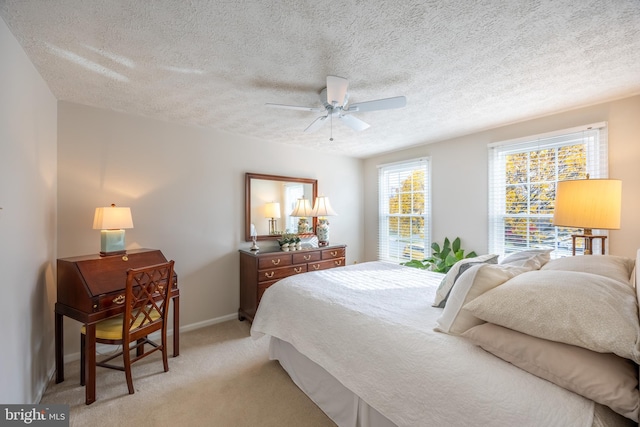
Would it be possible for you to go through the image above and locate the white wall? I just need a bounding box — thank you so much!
[0,18,58,403]
[57,101,363,357]
[363,95,640,261]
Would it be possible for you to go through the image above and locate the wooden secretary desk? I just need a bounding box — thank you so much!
[55,248,179,404]
[238,245,346,322]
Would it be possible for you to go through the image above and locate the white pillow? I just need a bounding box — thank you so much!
[434,263,530,335]
[463,270,640,362]
[463,323,639,422]
[432,254,498,308]
[541,255,635,286]
[499,248,553,269]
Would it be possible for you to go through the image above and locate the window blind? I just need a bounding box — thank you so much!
[488,123,608,257]
[378,157,430,263]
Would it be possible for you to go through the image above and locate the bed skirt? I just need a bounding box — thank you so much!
[270,337,635,427]
[270,337,396,427]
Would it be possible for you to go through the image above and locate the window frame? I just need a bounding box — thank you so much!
[377,157,431,263]
[488,123,608,257]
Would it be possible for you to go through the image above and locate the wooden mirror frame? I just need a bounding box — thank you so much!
[245,173,318,242]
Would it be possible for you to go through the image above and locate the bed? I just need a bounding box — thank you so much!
[250,249,640,427]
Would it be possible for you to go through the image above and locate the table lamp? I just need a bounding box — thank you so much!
[311,195,337,246]
[93,204,134,256]
[552,177,621,255]
[289,197,314,234]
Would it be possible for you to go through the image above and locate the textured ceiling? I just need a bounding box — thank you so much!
[2,1,639,158]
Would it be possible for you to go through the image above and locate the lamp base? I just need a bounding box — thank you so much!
[100,229,126,257]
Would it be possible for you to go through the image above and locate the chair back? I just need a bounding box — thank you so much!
[123,260,175,343]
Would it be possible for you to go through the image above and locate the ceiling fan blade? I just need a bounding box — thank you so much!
[266,103,324,113]
[339,114,370,132]
[346,96,406,113]
[304,115,328,133]
[326,76,348,106]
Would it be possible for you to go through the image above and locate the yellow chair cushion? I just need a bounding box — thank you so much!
[81,308,161,341]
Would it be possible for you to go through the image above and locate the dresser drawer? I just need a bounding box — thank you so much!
[293,251,321,264]
[258,264,308,282]
[258,280,279,302]
[321,247,346,260]
[258,253,293,269]
[309,258,345,271]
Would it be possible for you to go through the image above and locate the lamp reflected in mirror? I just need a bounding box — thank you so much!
[264,202,281,235]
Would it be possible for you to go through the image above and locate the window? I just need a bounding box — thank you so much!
[488,123,608,257]
[378,158,430,263]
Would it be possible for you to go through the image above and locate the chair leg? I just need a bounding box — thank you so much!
[80,334,86,386]
[162,331,169,372]
[136,338,145,357]
[123,344,134,394]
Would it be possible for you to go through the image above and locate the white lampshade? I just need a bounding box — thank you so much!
[290,198,314,217]
[92,204,133,256]
[553,178,621,232]
[311,196,337,217]
[92,204,134,230]
[264,202,281,219]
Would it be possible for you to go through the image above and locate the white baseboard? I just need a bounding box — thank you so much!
[62,312,239,364]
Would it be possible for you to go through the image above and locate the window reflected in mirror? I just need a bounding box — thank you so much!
[245,173,317,241]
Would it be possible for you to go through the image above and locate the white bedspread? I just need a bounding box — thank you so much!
[250,261,595,427]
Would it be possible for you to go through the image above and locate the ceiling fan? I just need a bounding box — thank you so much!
[266,76,406,138]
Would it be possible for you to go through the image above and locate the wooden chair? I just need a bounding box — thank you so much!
[80,260,175,395]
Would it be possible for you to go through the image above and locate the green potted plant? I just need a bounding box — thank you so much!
[402,237,477,273]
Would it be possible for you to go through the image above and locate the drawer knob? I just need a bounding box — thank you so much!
[312,264,320,270]
[113,294,125,304]
[330,251,338,257]
[265,271,275,279]
[294,267,302,273]
[334,260,342,266]
[271,259,281,265]
[303,255,311,260]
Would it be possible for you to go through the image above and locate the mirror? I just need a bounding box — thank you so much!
[245,173,318,241]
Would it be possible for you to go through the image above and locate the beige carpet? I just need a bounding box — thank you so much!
[40,320,336,427]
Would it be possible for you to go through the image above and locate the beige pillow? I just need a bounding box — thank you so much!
[499,248,553,269]
[434,263,530,335]
[432,254,499,308]
[541,255,634,286]
[463,270,640,362]
[462,323,639,421]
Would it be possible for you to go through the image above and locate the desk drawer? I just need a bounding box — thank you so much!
[95,280,178,312]
[95,291,126,312]
[258,264,307,282]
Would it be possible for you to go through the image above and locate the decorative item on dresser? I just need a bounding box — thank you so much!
[310,195,338,246]
[238,245,346,322]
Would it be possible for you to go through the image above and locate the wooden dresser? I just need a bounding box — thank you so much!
[238,245,346,322]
